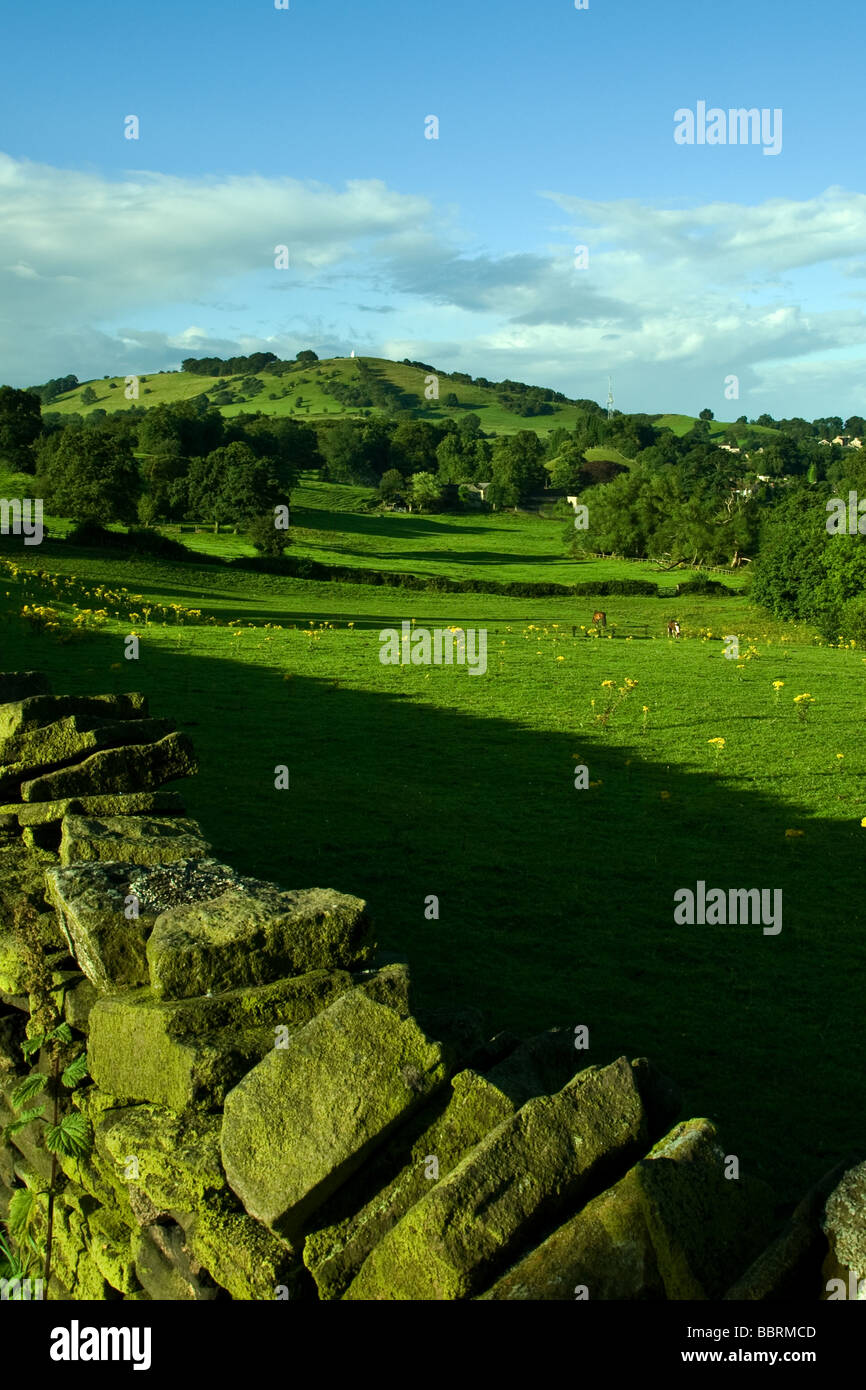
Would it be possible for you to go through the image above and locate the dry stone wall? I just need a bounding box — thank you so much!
[0,669,862,1301]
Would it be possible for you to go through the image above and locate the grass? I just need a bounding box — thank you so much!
[0,532,862,1204]
[146,479,750,589]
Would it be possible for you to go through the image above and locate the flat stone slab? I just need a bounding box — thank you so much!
[304,1067,517,1299]
[95,1105,227,1215]
[146,884,373,999]
[183,1206,301,1301]
[344,1056,649,1300]
[0,715,175,798]
[46,863,153,991]
[88,970,353,1111]
[221,987,449,1236]
[2,790,185,828]
[59,814,210,867]
[45,857,273,992]
[21,731,196,801]
[482,1118,775,1300]
[0,693,147,748]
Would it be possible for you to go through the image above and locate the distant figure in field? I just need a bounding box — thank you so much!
[667,619,682,639]
[592,610,607,629]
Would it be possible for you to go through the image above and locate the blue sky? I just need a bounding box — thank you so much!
[1,0,864,418]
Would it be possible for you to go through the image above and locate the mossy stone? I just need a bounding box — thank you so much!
[0,692,147,750]
[482,1118,776,1300]
[64,976,100,1032]
[133,1226,219,1301]
[185,1207,300,1300]
[221,988,449,1237]
[59,813,209,868]
[304,1068,517,1299]
[88,1204,139,1293]
[0,930,31,994]
[345,1056,648,1300]
[822,1161,866,1290]
[4,789,185,828]
[147,885,373,1000]
[88,971,353,1111]
[96,1104,227,1215]
[45,862,151,992]
[21,730,196,802]
[0,716,175,798]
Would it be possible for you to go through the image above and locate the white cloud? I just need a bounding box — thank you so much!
[1,150,864,415]
[0,152,434,381]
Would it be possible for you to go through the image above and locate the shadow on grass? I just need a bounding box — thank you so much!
[2,615,863,1202]
[292,510,490,540]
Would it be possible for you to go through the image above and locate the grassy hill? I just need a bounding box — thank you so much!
[41,356,768,442]
[42,356,586,436]
[654,412,779,442]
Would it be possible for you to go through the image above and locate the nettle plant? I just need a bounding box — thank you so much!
[1,904,93,1291]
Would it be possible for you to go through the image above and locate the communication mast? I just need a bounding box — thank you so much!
[606,376,615,420]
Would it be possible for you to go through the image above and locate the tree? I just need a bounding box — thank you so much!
[247,511,289,557]
[407,471,443,512]
[296,349,319,365]
[547,444,584,491]
[391,419,442,476]
[751,486,842,633]
[318,421,374,484]
[37,425,141,524]
[458,412,482,438]
[699,408,714,421]
[80,386,98,406]
[443,392,459,408]
[378,468,405,502]
[490,430,546,504]
[435,433,470,485]
[187,441,285,533]
[0,386,43,470]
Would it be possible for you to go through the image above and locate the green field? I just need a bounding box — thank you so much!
[0,487,862,1202]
